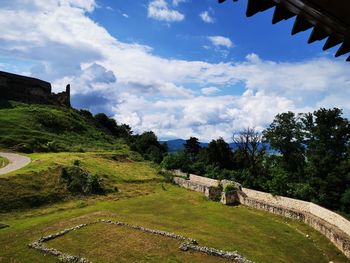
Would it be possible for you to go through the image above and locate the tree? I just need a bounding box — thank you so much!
[161,151,191,172]
[94,113,132,138]
[184,137,201,160]
[130,131,167,163]
[302,108,350,210]
[206,138,233,170]
[263,111,305,180]
[233,128,267,189]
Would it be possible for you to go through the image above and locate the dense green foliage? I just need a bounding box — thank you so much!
[60,166,104,195]
[162,108,350,215]
[130,131,167,163]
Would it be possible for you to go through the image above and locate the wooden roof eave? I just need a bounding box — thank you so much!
[219,0,350,62]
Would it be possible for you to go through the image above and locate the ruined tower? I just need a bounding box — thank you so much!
[0,71,71,107]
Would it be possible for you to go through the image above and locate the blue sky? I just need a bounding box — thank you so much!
[1,0,350,141]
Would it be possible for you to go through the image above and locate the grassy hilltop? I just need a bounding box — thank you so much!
[0,101,348,263]
[0,100,125,152]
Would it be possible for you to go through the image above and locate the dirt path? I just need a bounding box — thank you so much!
[0,152,31,175]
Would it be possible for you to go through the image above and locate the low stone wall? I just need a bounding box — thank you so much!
[170,170,219,187]
[173,177,222,201]
[189,174,220,187]
[173,177,209,194]
[29,219,252,263]
[171,171,350,259]
[238,189,350,258]
[240,188,310,213]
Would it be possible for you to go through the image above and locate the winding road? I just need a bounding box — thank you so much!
[0,152,31,175]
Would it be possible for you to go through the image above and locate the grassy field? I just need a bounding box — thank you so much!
[47,223,231,263]
[0,100,124,152]
[0,156,9,168]
[0,152,348,263]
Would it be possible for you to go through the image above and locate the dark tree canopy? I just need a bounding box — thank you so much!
[302,108,350,209]
[206,138,234,170]
[263,112,305,178]
[184,137,202,159]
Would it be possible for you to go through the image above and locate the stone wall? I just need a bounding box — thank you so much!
[189,174,220,187]
[172,176,222,201]
[170,170,220,187]
[237,188,350,258]
[173,177,208,194]
[0,71,70,107]
[171,171,350,259]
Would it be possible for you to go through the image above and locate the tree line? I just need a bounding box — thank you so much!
[161,108,350,215]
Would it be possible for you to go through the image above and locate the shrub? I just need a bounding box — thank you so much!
[73,160,81,166]
[224,183,237,193]
[11,143,33,153]
[161,151,191,172]
[46,141,66,152]
[60,166,104,195]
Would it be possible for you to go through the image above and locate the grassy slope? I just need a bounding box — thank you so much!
[0,152,348,263]
[0,156,9,168]
[0,100,122,151]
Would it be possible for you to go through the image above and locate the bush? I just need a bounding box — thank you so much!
[161,151,191,172]
[11,143,33,153]
[60,166,104,195]
[223,183,236,193]
[46,140,66,152]
[73,160,81,166]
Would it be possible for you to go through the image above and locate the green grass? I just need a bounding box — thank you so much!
[0,152,348,263]
[0,156,9,168]
[47,223,230,263]
[0,100,125,152]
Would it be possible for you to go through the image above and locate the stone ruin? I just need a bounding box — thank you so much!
[29,219,253,263]
[0,71,70,107]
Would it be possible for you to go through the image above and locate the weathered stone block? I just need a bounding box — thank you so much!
[220,191,238,205]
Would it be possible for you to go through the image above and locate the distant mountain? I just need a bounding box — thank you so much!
[159,139,186,152]
[160,139,228,152]
[160,139,275,154]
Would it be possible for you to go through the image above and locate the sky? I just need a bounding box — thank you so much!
[1,0,350,142]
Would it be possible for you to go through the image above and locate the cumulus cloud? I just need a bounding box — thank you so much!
[1,0,350,141]
[148,0,185,22]
[200,11,214,23]
[208,36,233,48]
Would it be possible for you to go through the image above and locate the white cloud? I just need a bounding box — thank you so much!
[172,0,186,6]
[208,36,233,48]
[148,0,185,22]
[201,87,220,95]
[122,13,129,18]
[200,11,214,23]
[1,0,350,141]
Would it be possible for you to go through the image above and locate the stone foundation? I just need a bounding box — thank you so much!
[29,219,252,263]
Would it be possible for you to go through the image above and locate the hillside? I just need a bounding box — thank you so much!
[0,151,348,263]
[0,100,348,262]
[0,100,125,152]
